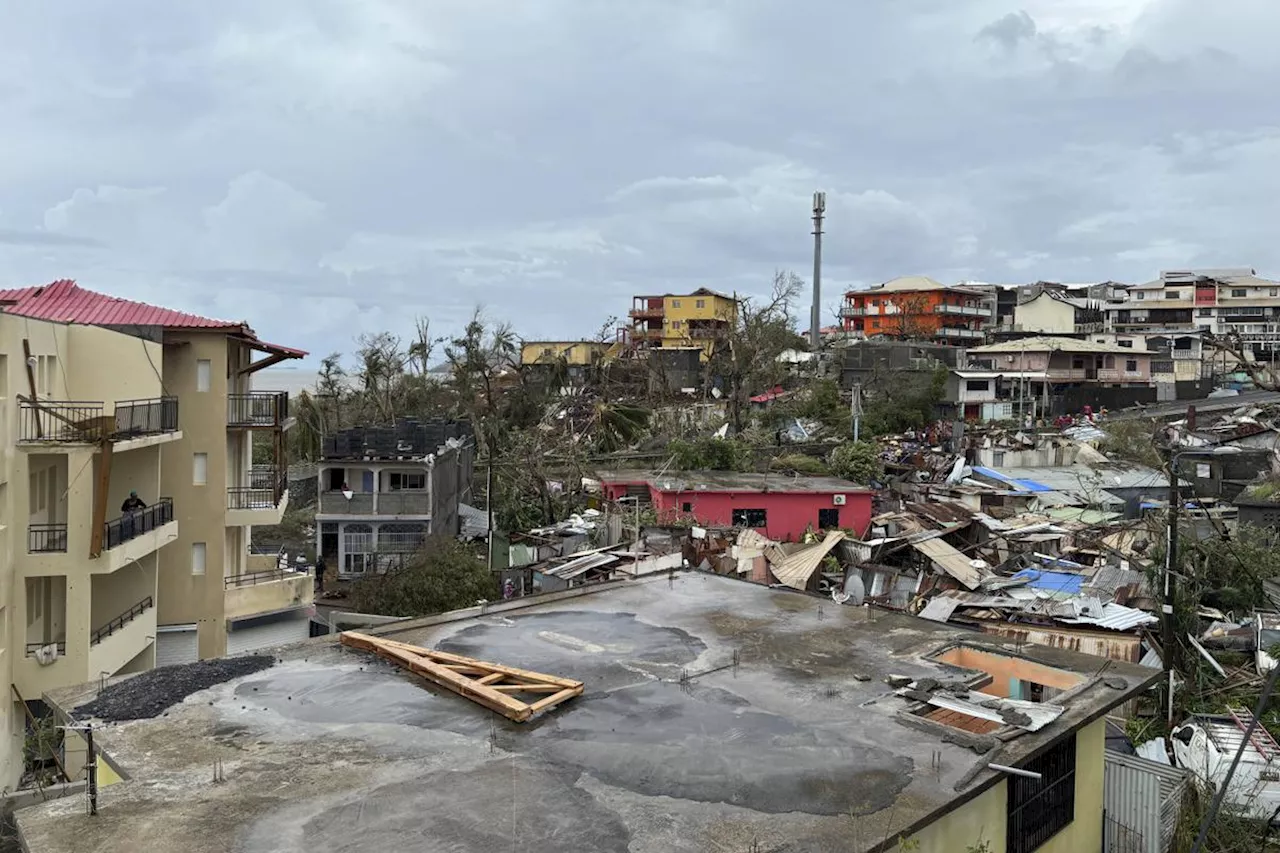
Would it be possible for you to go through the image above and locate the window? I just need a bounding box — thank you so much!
[1272,289,1278,297]
[196,359,211,392]
[992,451,1006,466]
[1125,359,1138,372]
[192,452,208,485]
[1232,289,1248,298]
[695,299,705,309]
[388,472,427,491]
[542,347,553,357]
[672,320,682,329]
[1103,355,1115,369]
[1007,734,1076,853]
[1117,340,1133,348]
[871,319,880,329]
[191,542,206,576]
[671,299,681,308]
[1152,361,1174,373]
[965,380,989,393]
[818,508,840,528]
[36,355,57,395]
[1136,292,1144,300]
[1199,308,1212,316]
[731,508,767,528]
[681,502,692,513]
[1165,291,1180,299]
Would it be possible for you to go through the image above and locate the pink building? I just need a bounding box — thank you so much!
[598,471,874,542]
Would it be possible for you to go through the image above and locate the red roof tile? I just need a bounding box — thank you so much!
[0,280,307,357]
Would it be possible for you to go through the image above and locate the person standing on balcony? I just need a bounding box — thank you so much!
[120,490,147,541]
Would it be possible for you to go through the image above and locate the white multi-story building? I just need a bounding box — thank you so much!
[1107,268,1280,353]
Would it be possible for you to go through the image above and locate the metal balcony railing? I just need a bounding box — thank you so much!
[28,523,68,553]
[25,641,66,657]
[103,498,174,550]
[227,392,289,428]
[228,470,285,511]
[19,401,107,442]
[224,567,311,589]
[114,397,178,438]
[20,398,179,443]
[90,596,153,646]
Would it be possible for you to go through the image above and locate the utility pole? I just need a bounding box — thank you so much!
[1163,450,1180,729]
[850,382,863,442]
[810,191,825,350]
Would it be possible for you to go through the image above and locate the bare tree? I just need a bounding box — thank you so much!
[706,270,806,434]
[354,332,408,423]
[406,315,445,377]
[1204,333,1280,391]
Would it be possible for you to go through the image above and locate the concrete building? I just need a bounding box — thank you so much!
[21,573,1158,852]
[597,470,874,541]
[1012,289,1106,336]
[518,340,611,368]
[0,280,312,667]
[315,419,475,578]
[841,276,992,345]
[1108,268,1280,348]
[627,288,736,358]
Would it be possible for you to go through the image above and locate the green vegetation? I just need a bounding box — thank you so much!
[349,536,499,617]
[1098,419,1163,468]
[769,453,829,475]
[669,436,754,471]
[861,367,948,437]
[827,441,883,485]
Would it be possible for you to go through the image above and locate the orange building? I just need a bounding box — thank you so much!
[841,276,992,345]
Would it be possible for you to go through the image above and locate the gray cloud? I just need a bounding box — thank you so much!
[1,1,1277,363]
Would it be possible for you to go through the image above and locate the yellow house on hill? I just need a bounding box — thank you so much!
[519,340,611,367]
[629,287,737,358]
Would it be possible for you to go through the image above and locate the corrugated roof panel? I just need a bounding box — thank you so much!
[1059,602,1159,631]
[911,537,985,590]
[771,530,845,590]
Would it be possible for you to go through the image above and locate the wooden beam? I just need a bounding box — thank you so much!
[89,440,112,558]
[238,351,292,375]
[20,340,41,438]
[340,632,584,722]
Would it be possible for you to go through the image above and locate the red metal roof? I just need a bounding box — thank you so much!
[0,280,306,357]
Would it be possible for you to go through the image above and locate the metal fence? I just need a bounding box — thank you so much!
[227,392,288,427]
[114,397,178,437]
[28,523,68,553]
[19,401,106,442]
[90,597,153,646]
[224,567,311,588]
[24,641,66,657]
[103,498,174,549]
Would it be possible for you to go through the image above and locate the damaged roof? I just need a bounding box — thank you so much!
[22,574,1157,853]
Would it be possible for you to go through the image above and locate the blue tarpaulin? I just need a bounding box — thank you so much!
[1012,569,1084,595]
[971,467,1052,492]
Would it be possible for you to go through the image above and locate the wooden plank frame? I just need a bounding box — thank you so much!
[340,632,584,722]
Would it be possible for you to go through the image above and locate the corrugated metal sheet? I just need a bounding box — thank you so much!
[1059,602,1159,631]
[1103,751,1189,853]
[771,531,845,590]
[0,279,308,355]
[977,621,1143,662]
[918,597,960,623]
[911,537,985,590]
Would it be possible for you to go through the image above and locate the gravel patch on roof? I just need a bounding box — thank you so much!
[75,656,276,721]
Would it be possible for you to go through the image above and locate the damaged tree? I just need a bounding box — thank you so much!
[704,270,806,434]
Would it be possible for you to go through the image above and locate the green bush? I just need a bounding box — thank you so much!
[769,453,830,475]
[669,437,754,471]
[827,441,883,485]
[349,537,499,617]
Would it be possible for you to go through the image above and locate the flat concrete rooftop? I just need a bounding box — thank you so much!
[599,469,871,493]
[19,573,1153,853]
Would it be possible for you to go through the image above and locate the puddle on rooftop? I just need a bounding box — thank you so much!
[234,611,913,818]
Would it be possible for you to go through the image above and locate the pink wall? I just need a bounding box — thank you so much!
[603,481,872,542]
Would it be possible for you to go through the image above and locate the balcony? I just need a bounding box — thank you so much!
[24,641,66,658]
[935,305,990,317]
[1073,322,1106,334]
[841,306,868,317]
[935,327,986,339]
[317,490,430,516]
[224,568,313,621]
[100,498,178,572]
[227,392,290,429]
[629,307,665,320]
[19,398,180,447]
[89,596,156,678]
[1171,348,1201,360]
[686,326,724,340]
[227,468,288,526]
[28,523,68,554]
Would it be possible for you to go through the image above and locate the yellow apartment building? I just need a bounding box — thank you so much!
[519,340,611,367]
[0,279,312,789]
[628,287,737,358]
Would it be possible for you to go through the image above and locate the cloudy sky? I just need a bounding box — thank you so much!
[0,1,1273,365]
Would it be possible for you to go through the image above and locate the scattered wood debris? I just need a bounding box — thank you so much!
[340,632,584,722]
